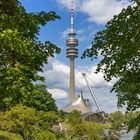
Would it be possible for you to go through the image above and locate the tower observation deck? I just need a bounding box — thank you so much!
[66,2,78,104]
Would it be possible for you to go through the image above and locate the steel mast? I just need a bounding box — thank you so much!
[82,73,105,118]
[82,73,102,112]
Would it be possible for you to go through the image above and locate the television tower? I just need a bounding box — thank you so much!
[66,1,78,104]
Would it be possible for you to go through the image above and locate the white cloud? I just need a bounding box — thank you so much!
[75,65,115,89]
[60,28,70,39]
[77,29,86,41]
[57,0,131,24]
[48,88,67,99]
[40,58,118,112]
[57,0,80,10]
[41,58,114,90]
[60,28,86,41]
[80,0,130,24]
[39,58,69,90]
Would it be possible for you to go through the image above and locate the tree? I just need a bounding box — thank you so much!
[83,0,140,138]
[0,0,60,108]
[24,85,57,112]
[65,111,104,140]
[108,111,124,130]
[66,110,82,127]
[0,105,59,140]
[127,111,140,140]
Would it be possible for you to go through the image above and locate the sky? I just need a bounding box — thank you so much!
[19,0,131,113]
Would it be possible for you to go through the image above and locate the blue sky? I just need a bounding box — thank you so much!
[20,0,131,113]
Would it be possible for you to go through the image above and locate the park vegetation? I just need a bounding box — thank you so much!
[107,111,140,131]
[0,0,140,139]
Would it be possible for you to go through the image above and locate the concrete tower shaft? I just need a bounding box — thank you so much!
[66,2,78,104]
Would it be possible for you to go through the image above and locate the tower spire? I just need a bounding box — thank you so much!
[70,1,74,34]
[66,0,78,104]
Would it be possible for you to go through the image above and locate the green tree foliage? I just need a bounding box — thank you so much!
[0,108,106,140]
[0,130,22,140]
[83,0,140,138]
[108,111,124,130]
[127,111,140,140]
[0,105,59,140]
[0,0,60,108]
[124,111,140,125]
[35,131,57,140]
[24,85,57,112]
[66,110,82,126]
[66,111,104,140]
